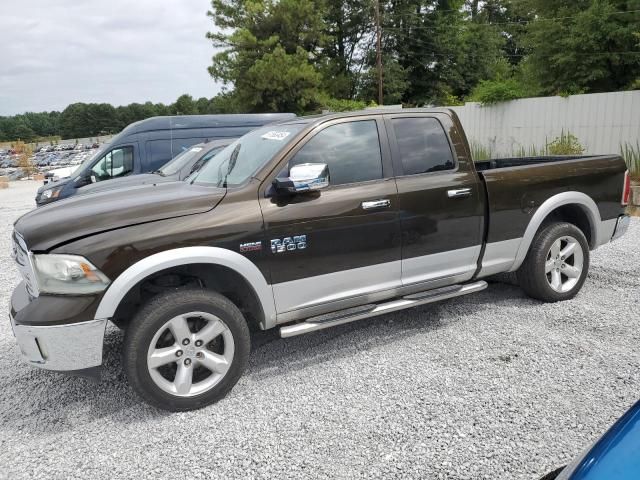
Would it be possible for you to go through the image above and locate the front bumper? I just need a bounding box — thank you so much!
[10,314,107,371]
[9,281,107,374]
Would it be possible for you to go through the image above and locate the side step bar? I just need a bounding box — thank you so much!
[279,280,488,338]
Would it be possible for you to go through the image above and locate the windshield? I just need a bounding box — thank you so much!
[158,146,205,176]
[71,147,103,179]
[190,125,304,187]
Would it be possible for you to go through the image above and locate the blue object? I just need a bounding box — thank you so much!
[561,399,640,480]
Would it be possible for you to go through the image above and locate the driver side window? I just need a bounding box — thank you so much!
[287,120,383,186]
[91,147,134,182]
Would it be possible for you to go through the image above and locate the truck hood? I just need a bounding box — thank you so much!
[75,173,175,197]
[16,181,226,251]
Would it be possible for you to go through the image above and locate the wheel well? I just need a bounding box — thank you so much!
[540,204,594,248]
[112,263,265,331]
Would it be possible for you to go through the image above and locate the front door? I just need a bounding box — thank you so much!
[384,113,484,288]
[259,117,401,319]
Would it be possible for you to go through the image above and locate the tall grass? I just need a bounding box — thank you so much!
[546,130,585,155]
[513,145,548,157]
[471,142,492,161]
[621,141,640,180]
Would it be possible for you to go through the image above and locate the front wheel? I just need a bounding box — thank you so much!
[123,288,250,411]
[517,222,590,302]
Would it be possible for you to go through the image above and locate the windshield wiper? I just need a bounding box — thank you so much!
[152,170,166,177]
[219,144,241,188]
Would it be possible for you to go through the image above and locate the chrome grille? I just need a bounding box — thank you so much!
[11,231,39,297]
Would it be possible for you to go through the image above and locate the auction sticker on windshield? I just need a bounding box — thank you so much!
[261,131,291,141]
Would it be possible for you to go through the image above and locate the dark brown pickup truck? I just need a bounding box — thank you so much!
[9,109,631,411]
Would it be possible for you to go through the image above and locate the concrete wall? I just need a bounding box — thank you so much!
[449,90,640,157]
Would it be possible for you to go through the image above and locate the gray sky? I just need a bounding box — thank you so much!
[0,0,222,115]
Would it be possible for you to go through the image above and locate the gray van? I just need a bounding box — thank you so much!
[35,113,294,205]
[74,139,235,197]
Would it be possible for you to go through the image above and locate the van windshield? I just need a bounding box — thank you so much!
[71,143,110,180]
[158,146,205,176]
[190,125,303,187]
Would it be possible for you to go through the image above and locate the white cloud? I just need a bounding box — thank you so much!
[0,0,222,115]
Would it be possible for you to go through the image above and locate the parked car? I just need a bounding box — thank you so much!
[539,399,640,480]
[74,138,235,197]
[9,108,630,411]
[35,113,295,206]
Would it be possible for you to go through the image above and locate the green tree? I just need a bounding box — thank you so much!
[321,0,374,99]
[172,94,198,115]
[207,0,327,112]
[12,120,37,142]
[379,0,505,105]
[524,0,640,95]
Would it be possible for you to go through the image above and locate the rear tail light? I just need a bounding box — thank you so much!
[621,170,630,206]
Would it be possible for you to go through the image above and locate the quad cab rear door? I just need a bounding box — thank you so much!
[383,112,484,289]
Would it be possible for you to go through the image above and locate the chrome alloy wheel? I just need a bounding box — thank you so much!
[545,235,584,293]
[146,312,235,397]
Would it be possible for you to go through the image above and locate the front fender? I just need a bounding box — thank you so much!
[95,247,276,328]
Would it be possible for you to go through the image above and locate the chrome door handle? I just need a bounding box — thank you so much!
[447,188,472,198]
[362,199,391,210]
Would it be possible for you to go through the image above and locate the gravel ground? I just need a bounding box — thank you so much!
[1,180,638,480]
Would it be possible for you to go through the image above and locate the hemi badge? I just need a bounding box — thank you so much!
[239,241,262,253]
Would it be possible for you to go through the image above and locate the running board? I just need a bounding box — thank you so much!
[279,280,488,338]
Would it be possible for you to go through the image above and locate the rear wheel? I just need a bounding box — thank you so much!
[517,222,589,302]
[123,288,250,411]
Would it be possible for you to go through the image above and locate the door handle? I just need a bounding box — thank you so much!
[447,188,472,198]
[362,199,391,210]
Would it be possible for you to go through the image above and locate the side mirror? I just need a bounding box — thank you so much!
[273,163,329,195]
[74,173,92,187]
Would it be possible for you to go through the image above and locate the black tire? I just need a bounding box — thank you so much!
[516,222,590,302]
[123,288,250,411]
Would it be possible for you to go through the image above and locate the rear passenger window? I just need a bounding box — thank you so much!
[290,120,383,186]
[392,117,455,175]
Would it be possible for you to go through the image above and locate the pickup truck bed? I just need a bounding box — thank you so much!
[475,154,600,170]
[9,108,631,410]
[474,154,626,276]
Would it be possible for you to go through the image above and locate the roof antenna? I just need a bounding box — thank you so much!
[169,116,174,158]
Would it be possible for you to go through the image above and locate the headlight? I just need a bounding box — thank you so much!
[32,254,110,294]
[40,187,61,201]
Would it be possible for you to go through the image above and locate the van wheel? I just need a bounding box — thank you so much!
[517,222,589,302]
[123,288,250,411]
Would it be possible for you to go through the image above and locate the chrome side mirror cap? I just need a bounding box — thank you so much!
[273,163,329,194]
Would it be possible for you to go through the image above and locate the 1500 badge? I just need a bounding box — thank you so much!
[271,235,307,253]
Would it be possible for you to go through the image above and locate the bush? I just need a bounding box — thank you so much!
[546,131,585,155]
[320,97,371,112]
[621,141,640,181]
[14,141,36,176]
[469,79,526,105]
